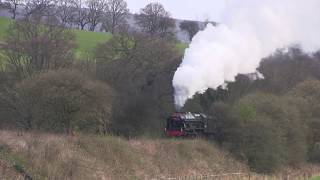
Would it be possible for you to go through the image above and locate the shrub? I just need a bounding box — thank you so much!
[309,143,320,162]
[3,19,76,79]
[16,69,114,134]
[225,93,308,173]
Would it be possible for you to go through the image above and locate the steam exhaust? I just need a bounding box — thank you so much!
[173,0,320,109]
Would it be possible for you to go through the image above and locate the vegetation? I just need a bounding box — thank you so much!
[0,0,320,177]
[0,17,11,40]
[73,29,112,57]
[95,31,180,136]
[0,131,247,179]
[3,18,75,78]
[101,0,129,33]
[0,16,184,57]
[16,70,113,134]
[180,20,200,41]
[135,2,175,38]
[185,48,320,173]
[0,17,112,56]
[0,131,319,179]
[0,0,22,19]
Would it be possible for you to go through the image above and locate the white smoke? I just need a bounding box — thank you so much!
[173,0,320,109]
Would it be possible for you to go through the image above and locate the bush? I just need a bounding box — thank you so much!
[96,32,179,136]
[208,102,233,144]
[224,92,308,173]
[288,80,320,161]
[3,19,75,79]
[15,69,114,134]
[309,143,320,162]
[244,117,285,173]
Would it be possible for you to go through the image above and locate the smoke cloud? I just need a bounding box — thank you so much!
[173,0,320,109]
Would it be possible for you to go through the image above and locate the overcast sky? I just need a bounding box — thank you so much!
[126,0,227,22]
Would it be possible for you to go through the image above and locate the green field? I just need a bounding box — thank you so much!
[0,16,187,58]
[176,42,188,54]
[73,28,112,57]
[310,177,320,180]
[0,17,112,57]
[0,17,12,41]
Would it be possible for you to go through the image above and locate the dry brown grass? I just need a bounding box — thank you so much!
[0,158,24,179]
[0,130,319,180]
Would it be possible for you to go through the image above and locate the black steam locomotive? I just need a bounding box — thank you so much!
[165,112,214,137]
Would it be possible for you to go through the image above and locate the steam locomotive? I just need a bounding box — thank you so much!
[165,112,214,137]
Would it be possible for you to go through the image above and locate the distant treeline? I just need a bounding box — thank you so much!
[0,0,207,41]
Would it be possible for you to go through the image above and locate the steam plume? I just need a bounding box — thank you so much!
[173,0,320,109]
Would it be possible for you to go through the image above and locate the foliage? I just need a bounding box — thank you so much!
[86,0,106,31]
[0,17,12,41]
[200,88,314,173]
[95,31,180,136]
[190,52,320,171]
[101,0,129,33]
[288,80,320,162]
[1,3,320,174]
[135,2,175,38]
[3,19,76,78]
[258,47,320,94]
[74,29,112,57]
[24,0,57,19]
[17,70,114,134]
[0,70,114,134]
[0,17,185,58]
[225,93,308,173]
[0,144,31,178]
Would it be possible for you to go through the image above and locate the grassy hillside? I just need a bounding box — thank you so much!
[0,17,11,41]
[0,131,247,180]
[0,17,112,57]
[311,177,320,180]
[73,29,112,57]
[0,131,319,180]
[176,42,189,54]
[0,17,187,57]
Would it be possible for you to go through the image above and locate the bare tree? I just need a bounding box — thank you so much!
[24,0,57,20]
[2,0,23,19]
[73,0,89,30]
[3,19,75,78]
[101,0,128,34]
[95,32,180,136]
[56,0,76,27]
[135,3,175,38]
[86,0,105,31]
[179,20,199,41]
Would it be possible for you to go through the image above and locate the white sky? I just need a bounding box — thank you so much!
[126,0,227,21]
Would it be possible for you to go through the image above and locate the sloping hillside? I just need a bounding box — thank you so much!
[0,17,112,56]
[0,17,11,41]
[0,17,187,57]
[0,131,248,180]
[0,131,319,180]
